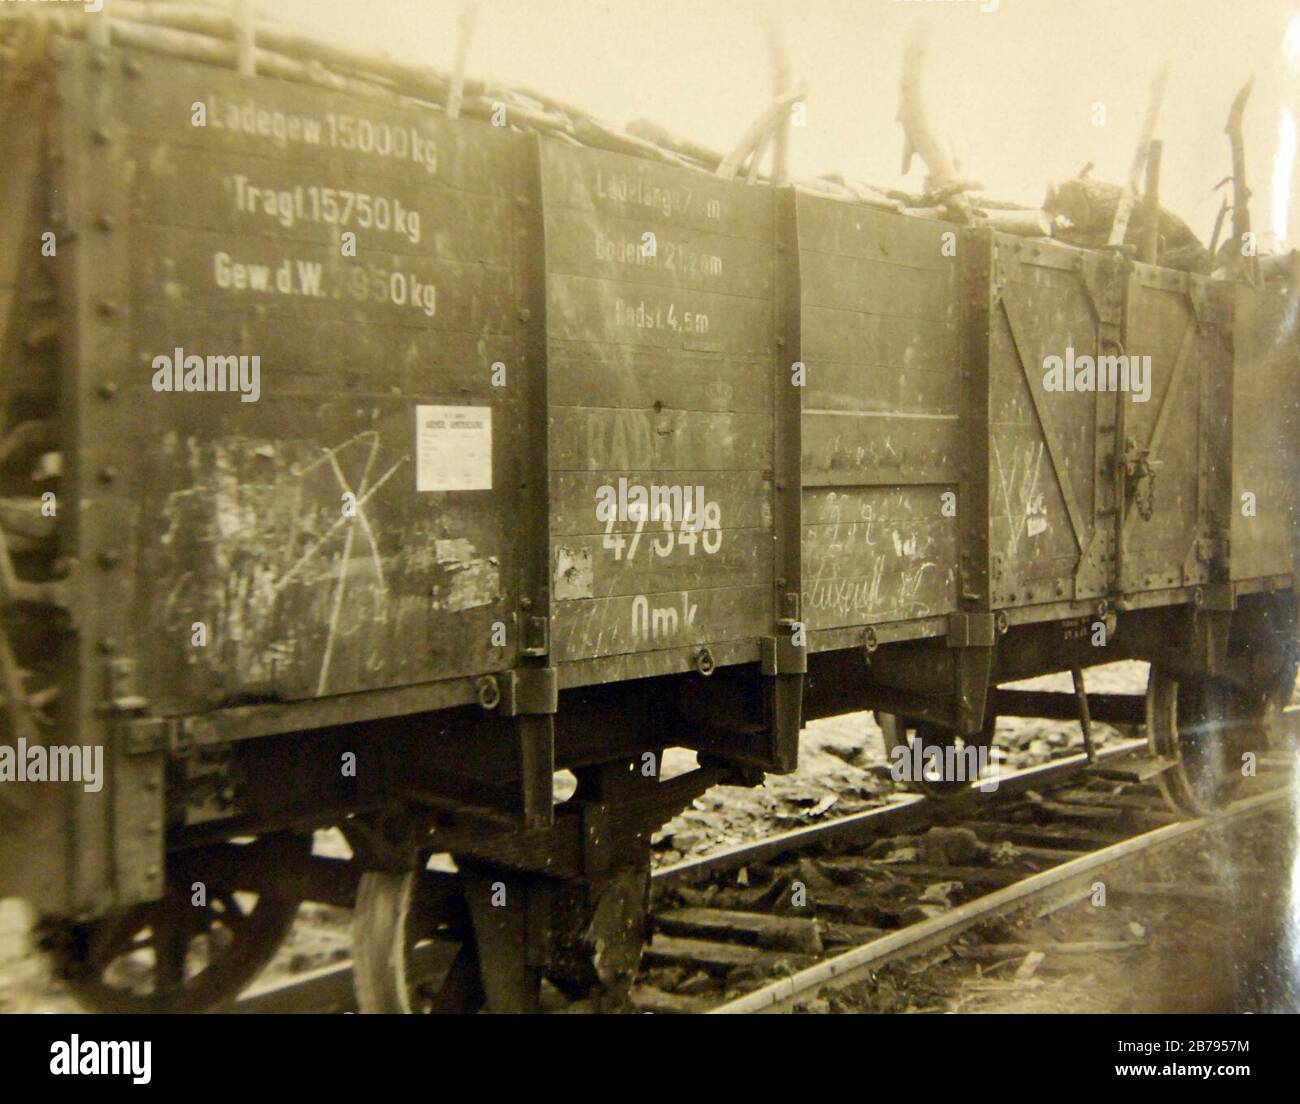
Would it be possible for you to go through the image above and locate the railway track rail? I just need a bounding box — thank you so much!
[229,722,1297,1014]
[710,785,1292,1013]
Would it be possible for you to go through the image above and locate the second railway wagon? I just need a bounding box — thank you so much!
[0,26,1297,1012]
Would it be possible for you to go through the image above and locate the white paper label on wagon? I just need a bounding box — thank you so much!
[415,405,492,491]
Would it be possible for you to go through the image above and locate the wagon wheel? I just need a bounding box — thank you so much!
[1146,667,1260,818]
[352,868,485,1014]
[45,835,307,1013]
[875,712,997,798]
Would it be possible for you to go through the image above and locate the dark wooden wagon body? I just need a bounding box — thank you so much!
[0,40,1295,935]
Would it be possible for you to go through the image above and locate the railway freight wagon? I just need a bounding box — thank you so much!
[0,17,1297,1013]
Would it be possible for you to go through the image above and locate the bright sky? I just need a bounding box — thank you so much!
[267,0,1300,249]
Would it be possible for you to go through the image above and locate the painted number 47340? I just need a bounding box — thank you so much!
[602,502,722,561]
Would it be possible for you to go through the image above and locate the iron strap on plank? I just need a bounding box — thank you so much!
[772,187,804,651]
[758,186,807,771]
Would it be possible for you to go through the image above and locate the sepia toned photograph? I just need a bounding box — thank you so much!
[0,0,1297,1067]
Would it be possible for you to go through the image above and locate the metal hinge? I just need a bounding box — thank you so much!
[119,716,174,756]
[1200,582,1236,611]
[1186,278,1229,329]
[946,611,997,648]
[521,614,549,657]
[119,712,217,758]
[761,632,807,676]
[499,666,558,716]
[104,657,148,714]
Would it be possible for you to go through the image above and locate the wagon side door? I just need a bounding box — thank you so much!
[1117,267,1228,598]
[985,239,1118,609]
